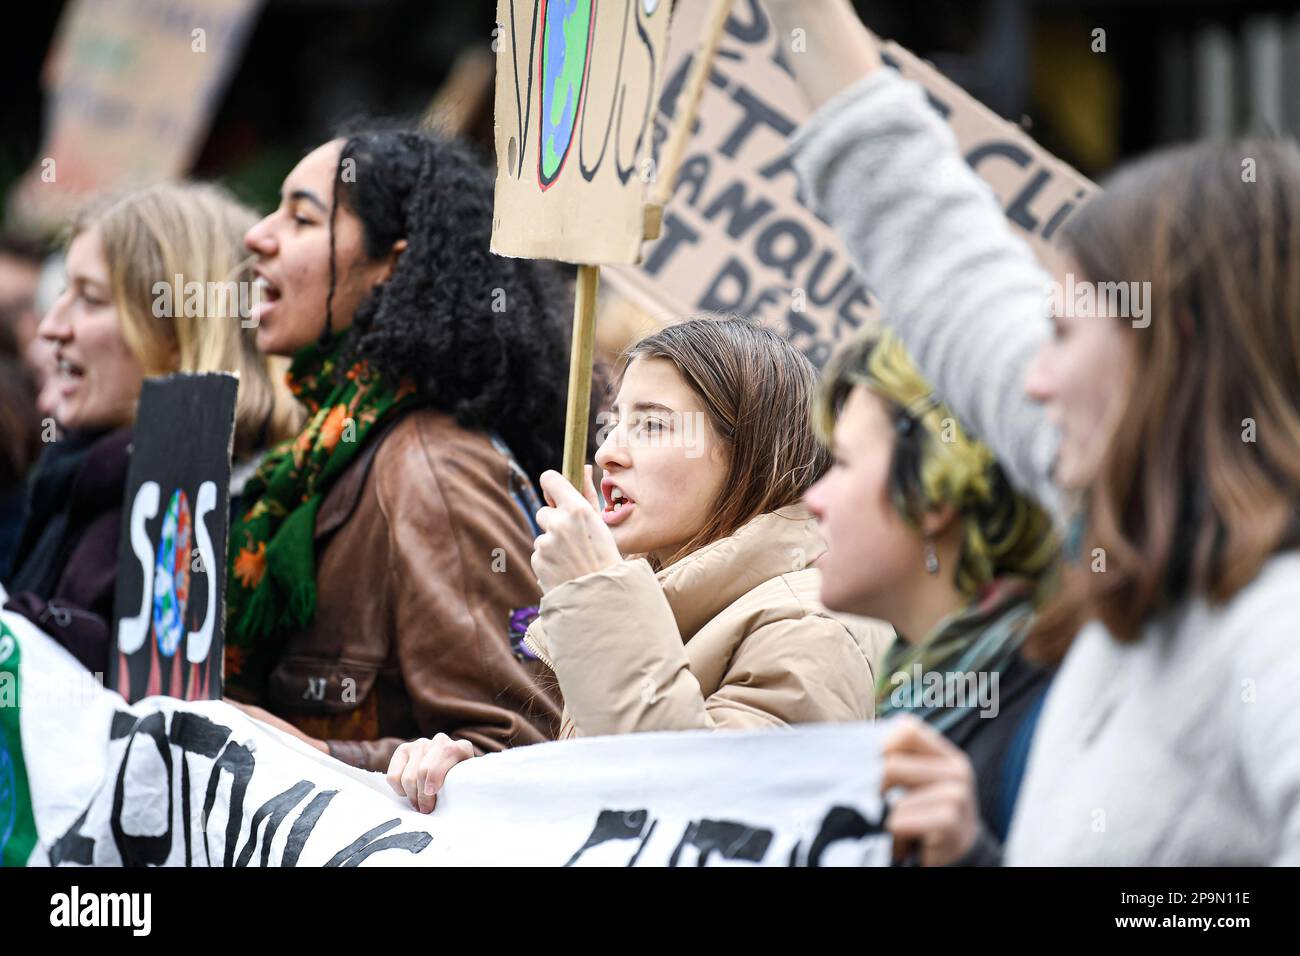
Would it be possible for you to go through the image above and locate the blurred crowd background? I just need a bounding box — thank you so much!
[3,0,1300,485]
[4,0,1300,224]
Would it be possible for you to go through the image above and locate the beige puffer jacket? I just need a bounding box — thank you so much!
[524,505,894,738]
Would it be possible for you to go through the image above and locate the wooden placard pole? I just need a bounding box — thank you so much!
[559,0,731,490]
[562,263,601,488]
[644,0,733,239]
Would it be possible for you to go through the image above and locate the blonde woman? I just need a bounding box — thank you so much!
[4,182,299,674]
[96,182,300,476]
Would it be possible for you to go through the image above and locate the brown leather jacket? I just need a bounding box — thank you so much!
[264,408,561,771]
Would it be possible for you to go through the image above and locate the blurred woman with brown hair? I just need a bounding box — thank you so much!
[4,182,298,674]
[776,0,1300,864]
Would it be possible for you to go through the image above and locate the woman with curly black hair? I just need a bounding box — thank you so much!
[227,129,567,777]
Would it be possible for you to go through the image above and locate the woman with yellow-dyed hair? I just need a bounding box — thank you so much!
[804,328,1058,847]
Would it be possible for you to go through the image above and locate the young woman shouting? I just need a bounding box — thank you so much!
[388,318,893,812]
[227,129,569,771]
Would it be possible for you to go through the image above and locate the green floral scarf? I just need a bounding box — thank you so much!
[225,338,416,697]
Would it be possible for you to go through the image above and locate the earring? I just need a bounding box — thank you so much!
[924,539,940,575]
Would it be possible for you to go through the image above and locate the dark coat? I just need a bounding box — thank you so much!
[945,653,1051,841]
[4,427,132,675]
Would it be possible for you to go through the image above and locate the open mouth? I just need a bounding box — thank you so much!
[601,479,637,527]
[55,353,85,383]
[251,271,282,319]
[53,352,85,399]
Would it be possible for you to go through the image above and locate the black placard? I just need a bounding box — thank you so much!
[110,374,236,703]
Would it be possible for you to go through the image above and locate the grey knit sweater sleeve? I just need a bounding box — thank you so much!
[791,69,1064,523]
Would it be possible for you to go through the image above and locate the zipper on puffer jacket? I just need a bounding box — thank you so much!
[522,629,576,738]
[521,629,554,670]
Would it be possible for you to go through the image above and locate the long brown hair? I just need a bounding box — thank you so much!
[1030,138,1300,661]
[620,317,829,569]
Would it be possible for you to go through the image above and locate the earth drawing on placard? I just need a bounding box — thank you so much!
[538,0,594,189]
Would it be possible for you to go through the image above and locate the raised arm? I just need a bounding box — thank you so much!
[774,0,1063,519]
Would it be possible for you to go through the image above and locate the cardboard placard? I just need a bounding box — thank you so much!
[490,0,672,265]
[879,39,1096,251]
[604,0,1097,367]
[6,0,264,233]
[110,374,237,704]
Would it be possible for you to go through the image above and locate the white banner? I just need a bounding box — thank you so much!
[1,612,891,867]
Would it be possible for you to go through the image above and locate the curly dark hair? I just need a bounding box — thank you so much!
[325,127,572,483]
